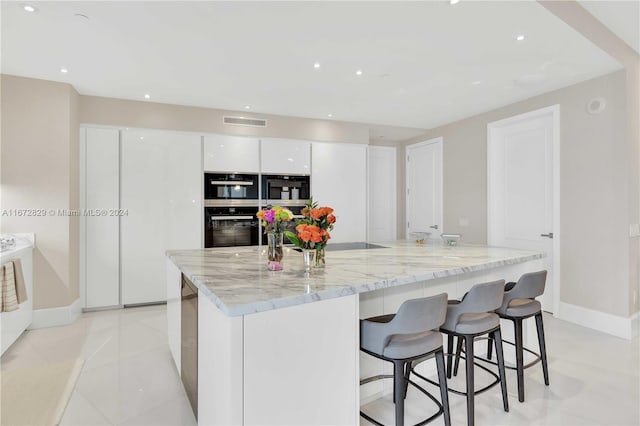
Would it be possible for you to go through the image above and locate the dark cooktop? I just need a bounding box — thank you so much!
[325,242,388,251]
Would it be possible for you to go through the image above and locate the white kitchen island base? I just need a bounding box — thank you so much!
[166,242,545,425]
[199,292,359,425]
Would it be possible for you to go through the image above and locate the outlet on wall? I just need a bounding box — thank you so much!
[630,223,640,237]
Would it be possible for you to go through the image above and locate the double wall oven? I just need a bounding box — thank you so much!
[204,172,310,248]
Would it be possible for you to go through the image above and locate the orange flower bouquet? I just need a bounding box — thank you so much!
[285,198,336,267]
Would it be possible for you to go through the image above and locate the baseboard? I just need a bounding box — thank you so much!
[29,298,82,329]
[559,302,637,340]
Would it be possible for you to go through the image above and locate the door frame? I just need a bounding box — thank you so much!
[487,105,561,317]
[405,137,443,238]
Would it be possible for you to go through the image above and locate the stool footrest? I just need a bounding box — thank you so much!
[413,353,501,397]
[360,376,444,426]
[472,337,542,371]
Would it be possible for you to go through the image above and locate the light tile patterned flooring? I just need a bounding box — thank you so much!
[1,305,638,425]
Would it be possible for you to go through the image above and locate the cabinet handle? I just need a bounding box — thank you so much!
[210,180,253,186]
[540,233,554,239]
[211,216,254,220]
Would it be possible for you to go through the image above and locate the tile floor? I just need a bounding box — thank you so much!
[1,306,638,426]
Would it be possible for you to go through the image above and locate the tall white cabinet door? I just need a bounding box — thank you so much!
[261,138,311,174]
[203,134,259,173]
[121,129,202,305]
[311,142,367,243]
[84,127,120,308]
[368,146,397,242]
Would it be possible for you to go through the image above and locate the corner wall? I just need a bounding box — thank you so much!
[1,75,80,310]
[403,70,634,319]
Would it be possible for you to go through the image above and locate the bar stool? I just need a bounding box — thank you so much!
[485,270,550,402]
[415,280,509,426]
[360,293,451,426]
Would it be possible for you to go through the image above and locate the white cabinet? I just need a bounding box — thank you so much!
[311,142,367,243]
[121,129,201,305]
[204,134,259,173]
[82,128,120,308]
[261,138,311,175]
[368,146,397,242]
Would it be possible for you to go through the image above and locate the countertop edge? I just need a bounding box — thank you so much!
[166,249,545,317]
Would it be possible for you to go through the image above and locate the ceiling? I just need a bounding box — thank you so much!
[578,0,640,55]
[1,1,624,133]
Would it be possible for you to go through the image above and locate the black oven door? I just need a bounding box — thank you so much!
[205,207,259,248]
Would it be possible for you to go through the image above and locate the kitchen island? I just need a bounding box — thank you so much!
[166,242,545,425]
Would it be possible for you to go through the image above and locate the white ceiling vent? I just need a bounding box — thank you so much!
[223,116,267,127]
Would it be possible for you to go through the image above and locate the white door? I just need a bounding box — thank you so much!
[121,129,202,305]
[488,106,558,313]
[368,146,397,242]
[406,138,443,240]
[311,142,367,243]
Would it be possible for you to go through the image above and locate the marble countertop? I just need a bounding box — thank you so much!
[166,241,544,317]
[0,234,35,264]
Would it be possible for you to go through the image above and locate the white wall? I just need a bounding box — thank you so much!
[403,70,636,318]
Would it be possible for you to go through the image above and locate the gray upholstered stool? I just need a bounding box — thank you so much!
[416,280,508,426]
[360,293,451,426]
[485,270,550,402]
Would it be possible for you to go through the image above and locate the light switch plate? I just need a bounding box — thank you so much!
[630,224,640,237]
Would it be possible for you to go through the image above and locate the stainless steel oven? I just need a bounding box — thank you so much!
[204,205,260,248]
[204,173,259,201]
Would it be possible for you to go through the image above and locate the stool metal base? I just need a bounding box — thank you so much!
[484,311,550,402]
[360,375,445,426]
[414,352,501,397]
[439,327,509,426]
[360,348,451,426]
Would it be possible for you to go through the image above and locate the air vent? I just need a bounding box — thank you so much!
[223,116,267,127]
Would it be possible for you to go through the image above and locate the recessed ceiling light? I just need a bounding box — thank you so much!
[244,105,251,110]
[60,68,68,74]
[355,70,363,76]
[472,80,482,86]
[144,94,150,99]
[74,13,90,20]
[327,113,333,118]
[313,62,320,69]
[449,0,460,5]
[516,34,526,41]
[22,4,37,12]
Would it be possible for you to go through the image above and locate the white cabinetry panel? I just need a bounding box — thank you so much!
[311,142,367,243]
[261,138,311,174]
[84,127,120,308]
[243,295,359,425]
[204,134,259,173]
[121,129,201,305]
[368,145,397,242]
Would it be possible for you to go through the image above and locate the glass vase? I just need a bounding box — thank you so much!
[315,246,325,268]
[267,232,284,271]
[302,249,315,273]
